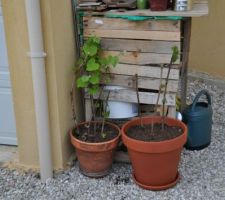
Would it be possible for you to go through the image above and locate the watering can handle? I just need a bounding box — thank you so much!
[191,89,211,111]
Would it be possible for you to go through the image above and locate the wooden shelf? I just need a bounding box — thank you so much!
[83,0,208,18]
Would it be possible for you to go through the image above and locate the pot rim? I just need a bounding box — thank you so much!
[121,116,187,153]
[69,120,121,146]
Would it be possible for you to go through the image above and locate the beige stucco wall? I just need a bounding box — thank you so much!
[189,0,225,78]
[2,0,83,169]
[2,0,39,168]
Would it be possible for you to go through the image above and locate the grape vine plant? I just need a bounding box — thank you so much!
[75,36,119,139]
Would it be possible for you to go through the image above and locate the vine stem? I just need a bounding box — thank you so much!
[101,90,110,136]
[89,95,96,142]
[135,74,143,127]
[154,64,164,113]
[162,57,173,130]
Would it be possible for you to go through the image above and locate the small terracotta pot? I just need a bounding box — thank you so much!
[69,121,120,178]
[121,116,187,190]
[149,0,168,11]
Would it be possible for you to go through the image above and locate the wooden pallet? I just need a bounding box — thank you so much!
[83,16,181,120]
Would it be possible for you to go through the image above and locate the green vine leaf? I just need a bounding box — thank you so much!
[86,58,100,71]
[99,57,108,66]
[108,55,119,67]
[83,44,97,56]
[89,74,100,85]
[88,86,99,95]
[91,36,100,45]
[76,75,90,88]
[103,111,110,118]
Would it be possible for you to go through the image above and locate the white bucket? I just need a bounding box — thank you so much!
[104,86,138,119]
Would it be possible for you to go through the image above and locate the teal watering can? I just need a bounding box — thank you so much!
[182,90,213,150]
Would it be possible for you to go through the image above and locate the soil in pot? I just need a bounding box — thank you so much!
[73,122,118,143]
[126,123,183,142]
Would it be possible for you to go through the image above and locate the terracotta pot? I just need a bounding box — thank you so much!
[69,121,120,178]
[149,0,168,11]
[121,116,187,190]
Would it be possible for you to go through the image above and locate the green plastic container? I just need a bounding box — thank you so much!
[182,90,213,150]
[137,0,147,9]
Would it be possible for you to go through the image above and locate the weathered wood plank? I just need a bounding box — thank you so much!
[105,74,179,92]
[85,99,92,121]
[100,39,180,54]
[83,17,180,31]
[168,106,176,118]
[85,90,176,105]
[84,29,181,41]
[102,51,180,65]
[110,64,180,80]
[194,0,208,4]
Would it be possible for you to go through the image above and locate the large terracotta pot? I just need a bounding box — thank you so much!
[70,121,121,178]
[149,0,168,11]
[121,116,187,190]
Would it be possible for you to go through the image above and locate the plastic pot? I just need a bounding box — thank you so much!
[121,116,187,190]
[149,0,168,11]
[69,121,121,177]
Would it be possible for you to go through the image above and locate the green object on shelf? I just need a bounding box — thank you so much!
[78,10,183,21]
[137,0,147,9]
[104,14,183,21]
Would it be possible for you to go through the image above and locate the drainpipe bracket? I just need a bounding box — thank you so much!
[27,52,47,58]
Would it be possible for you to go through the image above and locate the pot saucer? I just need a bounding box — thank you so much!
[132,172,180,191]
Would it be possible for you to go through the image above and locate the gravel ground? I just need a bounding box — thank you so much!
[1,72,225,200]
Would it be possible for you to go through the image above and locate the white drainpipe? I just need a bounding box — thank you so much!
[25,0,53,181]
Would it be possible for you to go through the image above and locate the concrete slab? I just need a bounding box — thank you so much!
[0,145,18,166]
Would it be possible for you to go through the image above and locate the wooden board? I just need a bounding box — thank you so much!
[84,29,181,41]
[85,99,92,121]
[110,64,180,80]
[85,90,176,105]
[83,17,180,32]
[180,18,192,111]
[101,39,180,54]
[84,0,208,17]
[105,74,179,92]
[102,51,180,65]
[168,106,176,118]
